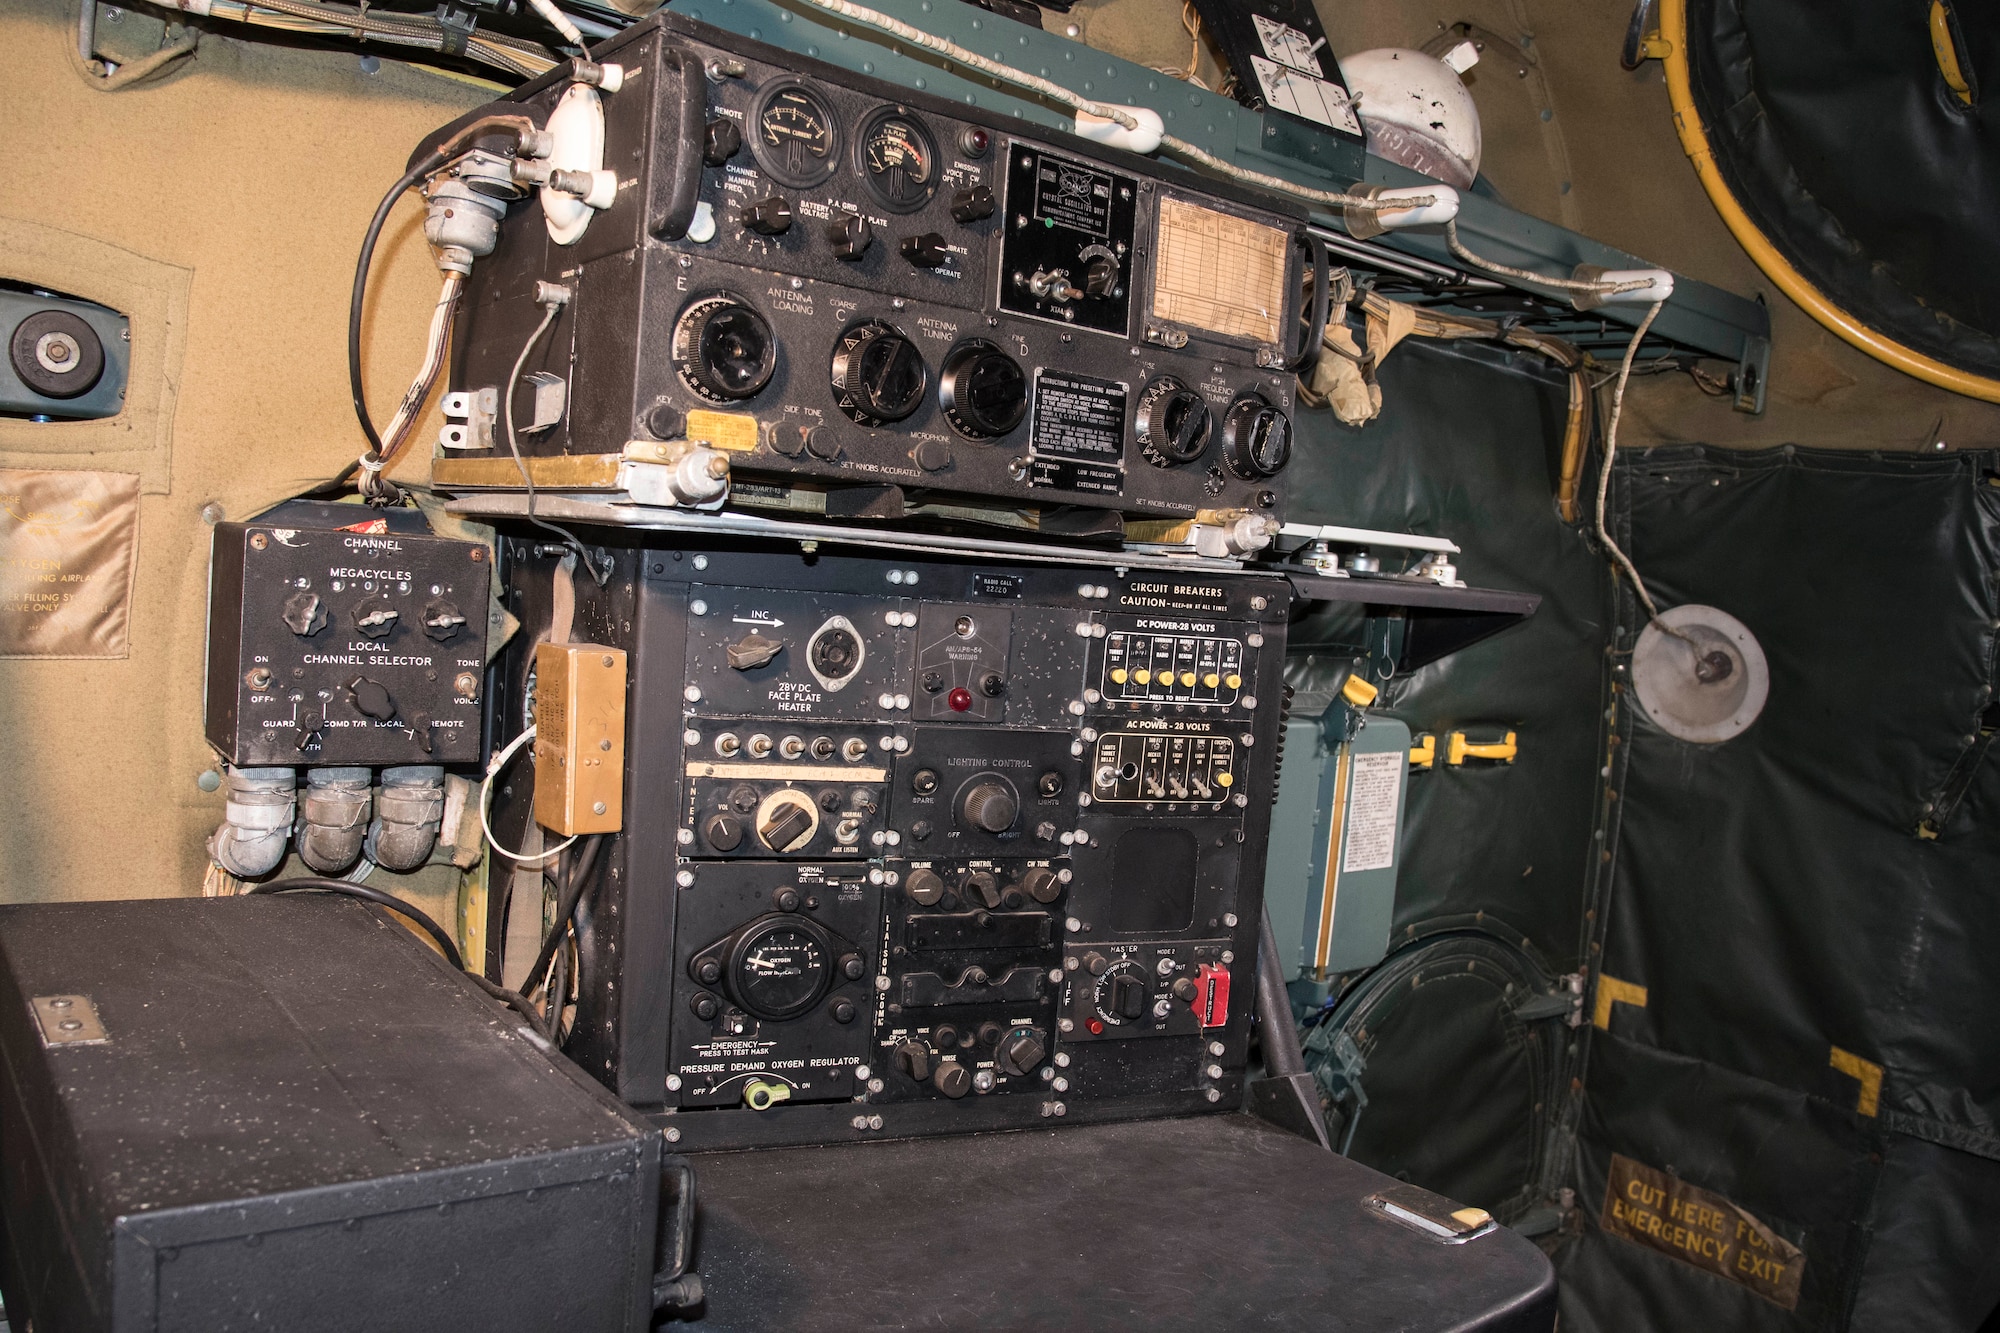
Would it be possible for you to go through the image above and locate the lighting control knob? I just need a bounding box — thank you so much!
[827,211,873,260]
[938,340,1028,439]
[996,1027,1046,1075]
[831,321,928,424]
[1222,393,1293,479]
[740,194,793,236]
[345,676,396,721]
[960,779,1019,833]
[1020,866,1061,903]
[899,232,950,268]
[672,296,776,402]
[949,184,996,224]
[703,118,742,165]
[933,1060,972,1098]
[905,867,945,905]
[1135,376,1213,467]
[1083,254,1120,298]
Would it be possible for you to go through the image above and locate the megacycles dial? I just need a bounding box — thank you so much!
[857,106,939,212]
[672,295,776,402]
[831,320,928,425]
[726,914,833,1020]
[750,78,841,188]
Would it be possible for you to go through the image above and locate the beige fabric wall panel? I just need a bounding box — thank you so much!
[0,0,483,900]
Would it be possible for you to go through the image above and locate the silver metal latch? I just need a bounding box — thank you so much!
[32,994,108,1046]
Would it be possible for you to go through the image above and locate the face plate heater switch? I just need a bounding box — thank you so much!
[532,642,627,836]
[1191,962,1230,1028]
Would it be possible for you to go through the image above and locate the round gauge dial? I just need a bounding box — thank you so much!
[858,108,938,212]
[751,79,840,188]
[728,916,832,1020]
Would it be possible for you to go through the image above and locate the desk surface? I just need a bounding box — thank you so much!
[689,1113,1556,1331]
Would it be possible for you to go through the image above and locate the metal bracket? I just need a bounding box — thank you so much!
[32,994,108,1047]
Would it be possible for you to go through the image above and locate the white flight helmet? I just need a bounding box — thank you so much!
[1340,43,1483,190]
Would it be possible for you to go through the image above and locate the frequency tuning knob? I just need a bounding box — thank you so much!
[672,296,776,402]
[938,340,1028,438]
[831,321,927,424]
[1135,376,1212,467]
[1221,393,1293,479]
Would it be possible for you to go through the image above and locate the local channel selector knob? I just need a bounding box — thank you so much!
[831,321,927,424]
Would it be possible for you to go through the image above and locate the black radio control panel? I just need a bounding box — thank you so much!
[440,12,1306,524]
[493,540,1289,1150]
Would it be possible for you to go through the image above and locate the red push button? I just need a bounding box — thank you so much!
[947,687,973,712]
[1192,963,1230,1028]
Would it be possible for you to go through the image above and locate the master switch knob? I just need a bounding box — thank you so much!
[959,779,1019,834]
[1135,376,1213,467]
[831,321,927,424]
[939,340,1028,439]
[673,296,776,403]
[1221,393,1292,479]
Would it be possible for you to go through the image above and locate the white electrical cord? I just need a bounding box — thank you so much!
[1444,221,1651,298]
[525,0,586,52]
[365,270,462,499]
[1593,300,1672,622]
[478,725,580,864]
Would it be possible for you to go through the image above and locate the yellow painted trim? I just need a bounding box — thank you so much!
[431,453,626,490]
[1931,2,1974,106]
[1829,1046,1883,1117]
[1592,974,1649,1029]
[1660,0,2000,403]
[1312,746,1353,980]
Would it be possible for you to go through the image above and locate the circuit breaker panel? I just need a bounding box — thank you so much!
[495,542,1290,1150]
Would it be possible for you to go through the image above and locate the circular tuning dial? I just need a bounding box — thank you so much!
[938,340,1028,439]
[1135,376,1213,467]
[673,296,776,402]
[959,778,1019,834]
[1222,393,1292,479]
[831,321,927,424]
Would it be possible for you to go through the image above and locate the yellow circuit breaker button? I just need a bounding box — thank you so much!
[1203,672,1220,689]
[1224,673,1242,690]
[1134,669,1152,684]
[1180,671,1197,688]
[1216,771,1234,788]
[1111,668,1128,684]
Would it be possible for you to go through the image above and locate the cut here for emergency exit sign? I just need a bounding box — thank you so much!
[1600,1153,1806,1310]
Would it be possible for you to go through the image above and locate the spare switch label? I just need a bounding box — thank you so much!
[1601,1153,1805,1309]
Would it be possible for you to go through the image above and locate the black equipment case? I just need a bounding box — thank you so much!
[0,895,687,1333]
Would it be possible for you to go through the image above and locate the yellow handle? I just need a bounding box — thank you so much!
[743,1078,793,1111]
[1408,734,1436,769]
[1446,731,1517,765]
[1341,675,1379,708]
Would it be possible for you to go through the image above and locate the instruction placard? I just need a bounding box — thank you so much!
[1601,1154,1806,1310]
[0,469,138,658]
[1341,749,1403,873]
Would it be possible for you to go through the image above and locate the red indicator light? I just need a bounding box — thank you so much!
[1087,1018,1104,1035]
[947,687,973,712]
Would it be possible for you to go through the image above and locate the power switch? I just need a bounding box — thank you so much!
[1191,963,1231,1028]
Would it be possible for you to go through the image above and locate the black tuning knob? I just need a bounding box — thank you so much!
[1135,376,1213,467]
[702,812,744,851]
[827,211,873,260]
[831,321,928,424]
[996,1027,1046,1076]
[344,676,396,721]
[895,1039,932,1082]
[1222,393,1293,479]
[672,296,776,402]
[1021,866,1061,903]
[963,870,1001,908]
[960,779,1019,834]
[1171,977,1199,1003]
[1083,254,1120,298]
[1108,973,1147,1021]
[281,590,326,637]
[933,1060,972,1098]
[422,600,466,642]
[899,232,950,268]
[740,195,793,236]
[351,603,398,639]
[703,118,742,165]
[949,184,996,224]
[939,340,1028,439]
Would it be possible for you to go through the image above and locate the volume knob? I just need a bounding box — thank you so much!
[1135,376,1212,466]
[831,321,928,424]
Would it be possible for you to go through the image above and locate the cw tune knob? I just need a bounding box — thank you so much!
[959,778,1019,834]
[673,295,776,402]
[831,321,927,424]
[1135,376,1212,466]
[1221,393,1292,478]
[938,340,1028,438]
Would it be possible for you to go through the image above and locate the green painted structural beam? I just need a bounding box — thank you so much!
[670,0,1772,409]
